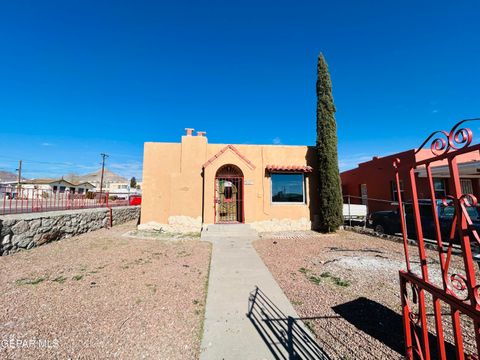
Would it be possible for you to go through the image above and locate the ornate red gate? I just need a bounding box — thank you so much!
[394,119,480,359]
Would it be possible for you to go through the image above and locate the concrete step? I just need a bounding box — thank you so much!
[201,224,258,239]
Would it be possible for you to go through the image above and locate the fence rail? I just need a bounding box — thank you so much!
[343,194,396,227]
[0,187,130,216]
[395,119,480,359]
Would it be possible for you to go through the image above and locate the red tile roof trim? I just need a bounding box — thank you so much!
[266,165,313,172]
[202,145,256,170]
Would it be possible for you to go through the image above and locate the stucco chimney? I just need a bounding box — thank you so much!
[185,128,194,136]
[197,131,206,137]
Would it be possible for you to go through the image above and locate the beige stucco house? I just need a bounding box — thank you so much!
[141,129,319,232]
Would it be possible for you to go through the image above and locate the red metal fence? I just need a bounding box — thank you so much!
[0,187,130,215]
[394,119,480,359]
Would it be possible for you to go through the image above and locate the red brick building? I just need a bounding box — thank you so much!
[340,149,480,213]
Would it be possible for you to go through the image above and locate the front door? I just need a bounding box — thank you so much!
[214,170,243,223]
[214,165,244,223]
[215,176,243,223]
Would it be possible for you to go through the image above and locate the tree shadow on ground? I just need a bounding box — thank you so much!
[247,286,331,360]
[331,297,458,359]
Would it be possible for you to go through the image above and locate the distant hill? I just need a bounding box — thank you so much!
[0,171,23,183]
[65,168,128,185]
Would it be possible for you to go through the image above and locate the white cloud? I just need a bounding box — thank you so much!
[432,109,439,114]
[338,154,376,172]
[109,161,143,179]
[272,137,282,145]
[40,142,54,147]
[109,161,142,170]
[76,164,98,170]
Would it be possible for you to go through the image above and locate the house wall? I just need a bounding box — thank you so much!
[141,133,318,230]
[341,150,416,213]
[341,149,480,213]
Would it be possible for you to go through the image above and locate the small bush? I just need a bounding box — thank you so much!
[16,277,46,286]
[52,276,67,284]
[332,277,350,287]
[308,275,321,285]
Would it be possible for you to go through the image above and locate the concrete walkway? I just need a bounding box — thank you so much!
[200,224,328,360]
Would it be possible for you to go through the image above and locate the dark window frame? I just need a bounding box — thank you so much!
[433,178,447,198]
[391,180,404,202]
[270,172,306,205]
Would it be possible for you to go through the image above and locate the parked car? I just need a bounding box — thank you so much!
[367,199,480,243]
[368,209,401,235]
[129,195,142,206]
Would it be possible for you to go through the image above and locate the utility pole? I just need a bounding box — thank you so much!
[99,153,109,203]
[16,160,22,189]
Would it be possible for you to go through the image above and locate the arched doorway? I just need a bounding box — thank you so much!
[215,164,244,223]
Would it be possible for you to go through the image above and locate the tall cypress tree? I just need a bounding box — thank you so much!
[316,53,343,232]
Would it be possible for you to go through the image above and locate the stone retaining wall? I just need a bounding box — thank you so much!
[138,216,317,234]
[250,217,312,233]
[0,206,140,256]
[138,216,203,233]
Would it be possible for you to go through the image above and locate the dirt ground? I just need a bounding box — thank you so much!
[254,230,477,360]
[0,222,211,360]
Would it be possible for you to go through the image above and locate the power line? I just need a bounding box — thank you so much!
[0,155,100,167]
[99,153,109,199]
[0,156,85,167]
[0,153,142,181]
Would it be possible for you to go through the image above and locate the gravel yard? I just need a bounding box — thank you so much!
[254,230,475,359]
[0,222,211,360]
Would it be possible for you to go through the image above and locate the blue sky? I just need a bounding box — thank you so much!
[0,1,479,180]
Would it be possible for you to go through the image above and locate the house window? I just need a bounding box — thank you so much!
[59,186,66,193]
[391,180,404,202]
[461,179,473,195]
[78,188,84,194]
[434,178,447,198]
[271,173,305,204]
[360,184,368,205]
[53,185,58,192]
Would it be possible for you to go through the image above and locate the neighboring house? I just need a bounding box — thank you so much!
[65,169,129,193]
[0,171,25,197]
[0,181,18,198]
[103,182,142,199]
[141,129,319,231]
[340,149,480,213]
[18,179,95,196]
